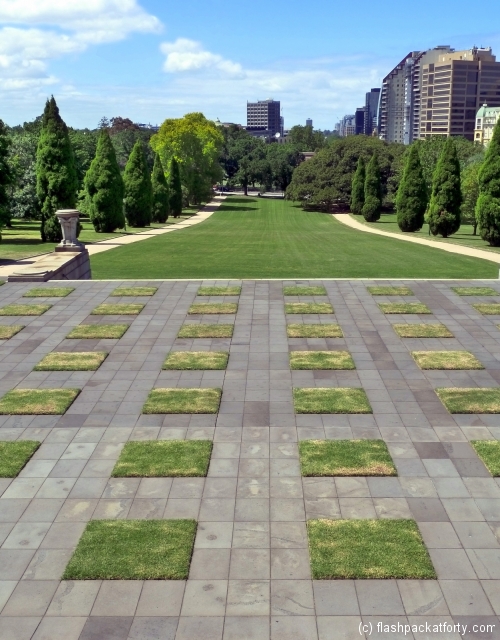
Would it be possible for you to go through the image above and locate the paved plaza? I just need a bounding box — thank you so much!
[1,279,500,639]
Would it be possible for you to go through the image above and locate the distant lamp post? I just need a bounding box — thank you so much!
[55,209,85,252]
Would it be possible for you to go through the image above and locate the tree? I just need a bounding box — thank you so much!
[0,119,13,232]
[123,140,153,227]
[427,138,462,238]
[362,153,382,222]
[396,144,427,232]
[461,157,483,235]
[84,128,125,232]
[266,144,303,191]
[151,153,169,223]
[36,97,78,241]
[350,157,365,214]
[169,157,183,217]
[476,119,500,246]
[287,125,326,151]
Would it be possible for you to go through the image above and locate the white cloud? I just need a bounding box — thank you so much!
[161,39,244,76]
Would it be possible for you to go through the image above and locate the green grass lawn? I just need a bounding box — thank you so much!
[290,351,354,370]
[412,351,483,370]
[34,352,108,371]
[0,441,40,477]
[0,325,24,339]
[436,388,500,413]
[0,388,80,414]
[89,198,497,279]
[143,388,222,414]
[112,440,213,477]
[299,439,396,476]
[163,351,228,370]
[287,324,343,338]
[470,441,500,476]
[293,388,372,414]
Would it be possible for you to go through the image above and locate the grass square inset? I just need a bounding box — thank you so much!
[34,352,108,371]
[285,303,334,314]
[452,287,498,296]
[91,303,144,315]
[367,286,413,296]
[197,286,241,296]
[112,440,213,477]
[0,325,24,340]
[0,304,51,316]
[436,388,500,413]
[188,303,238,314]
[283,286,327,296]
[472,303,500,315]
[287,324,343,338]
[307,519,436,579]
[0,440,40,477]
[293,388,372,414]
[378,303,431,314]
[471,441,500,476]
[412,351,483,370]
[393,323,453,338]
[62,519,197,580]
[299,439,396,476]
[177,324,234,339]
[290,351,354,370]
[0,388,80,415]
[66,324,130,339]
[163,351,228,370]
[23,287,74,298]
[143,388,221,414]
[110,287,158,296]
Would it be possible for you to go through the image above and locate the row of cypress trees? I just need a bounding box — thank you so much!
[350,154,382,222]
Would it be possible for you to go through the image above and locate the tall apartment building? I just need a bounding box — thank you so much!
[306,118,313,128]
[338,115,356,137]
[419,47,500,140]
[475,104,500,145]
[355,107,365,135]
[364,88,381,135]
[246,99,281,136]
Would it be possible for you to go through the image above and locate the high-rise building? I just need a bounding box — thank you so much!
[306,118,313,128]
[475,104,500,145]
[246,99,281,136]
[355,108,365,135]
[364,88,381,135]
[338,115,356,137]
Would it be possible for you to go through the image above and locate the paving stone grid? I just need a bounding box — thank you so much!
[1,279,500,639]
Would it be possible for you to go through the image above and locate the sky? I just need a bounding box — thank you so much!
[1,0,500,130]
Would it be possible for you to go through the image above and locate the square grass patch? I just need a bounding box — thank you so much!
[110,287,158,296]
[307,519,436,579]
[163,351,228,370]
[293,388,372,414]
[23,287,74,298]
[473,303,500,315]
[188,303,238,314]
[143,388,222,414]
[412,351,483,370]
[34,352,108,371]
[0,388,80,415]
[177,324,234,339]
[452,287,498,296]
[0,440,40,477]
[436,388,500,414]
[62,519,197,580]
[299,439,396,476]
[393,323,453,338]
[470,441,500,476]
[283,286,327,296]
[285,303,334,314]
[112,440,213,477]
[290,351,354,370]
[378,303,431,314]
[367,286,413,296]
[66,324,129,339]
[0,325,24,340]
[91,303,144,315]
[0,304,51,316]
[197,286,241,296]
[287,324,343,338]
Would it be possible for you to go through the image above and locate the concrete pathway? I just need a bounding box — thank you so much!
[333,213,500,265]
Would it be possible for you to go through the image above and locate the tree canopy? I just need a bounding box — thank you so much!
[123,140,153,227]
[0,119,13,231]
[286,125,326,151]
[427,138,462,238]
[396,144,427,232]
[151,153,170,224]
[476,119,500,246]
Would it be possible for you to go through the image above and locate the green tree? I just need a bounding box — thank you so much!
[350,157,365,214]
[123,140,153,227]
[151,153,170,223]
[84,128,125,232]
[0,119,13,233]
[427,138,462,238]
[287,125,326,151]
[69,128,99,189]
[362,153,382,222]
[7,131,40,222]
[461,156,483,235]
[36,97,78,241]
[169,157,183,217]
[476,119,500,246]
[266,144,303,191]
[396,144,427,232]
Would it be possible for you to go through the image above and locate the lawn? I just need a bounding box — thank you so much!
[293,388,372,414]
[90,198,497,279]
[112,440,213,477]
[412,351,483,370]
[143,388,222,413]
[299,439,396,476]
[0,325,24,339]
[436,388,500,413]
[66,324,130,339]
[393,324,453,338]
[0,441,40,477]
[163,351,228,370]
[471,441,500,476]
[289,351,354,370]
[177,324,234,338]
[34,352,108,371]
[0,388,80,414]
[287,324,343,338]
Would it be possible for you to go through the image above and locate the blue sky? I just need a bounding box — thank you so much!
[0,0,499,129]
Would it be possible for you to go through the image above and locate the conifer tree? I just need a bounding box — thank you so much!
[396,144,427,232]
[123,140,153,227]
[169,157,183,218]
[85,129,125,232]
[0,119,13,232]
[427,138,461,238]
[362,153,382,222]
[476,119,500,246]
[36,97,78,241]
[151,153,170,223]
[350,157,365,214]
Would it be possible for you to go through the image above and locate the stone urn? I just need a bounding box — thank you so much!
[55,209,85,252]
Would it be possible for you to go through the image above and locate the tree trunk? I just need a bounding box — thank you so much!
[473,222,478,236]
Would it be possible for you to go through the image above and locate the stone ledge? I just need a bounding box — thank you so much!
[7,250,91,282]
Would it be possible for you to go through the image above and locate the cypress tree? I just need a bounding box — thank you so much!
[427,138,462,238]
[169,157,183,218]
[85,129,125,232]
[36,97,78,242]
[396,144,427,232]
[151,153,170,223]
[350,157,365,214]
[362,153,382,222]
[123,140,153,227]
[0,119,13,232]
[476,119,500,246]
